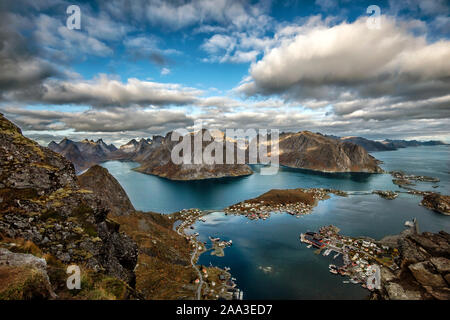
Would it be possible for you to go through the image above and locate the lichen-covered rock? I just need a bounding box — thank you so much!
[430,257,450,274]
[384,282,422,300]
[408,261,447,288]
[421,193,450,215]
[0,248,55,299]
[398,238,430,265]
[373,229,450,300]
[0,114,138,287]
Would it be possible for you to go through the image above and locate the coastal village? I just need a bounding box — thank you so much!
[300,225,404,290]
[170,208,242,300]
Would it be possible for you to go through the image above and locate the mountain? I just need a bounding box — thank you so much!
[339,136,396,152]
[325,135,447,152]
[111,138,158,162]
[382,139,448,149]
[118,139,139,153]
[48,138,118,173]
[275,131,382,173]
[78,165,135,216]
[134,130,253,180]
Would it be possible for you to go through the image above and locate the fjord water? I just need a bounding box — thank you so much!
[101,145,450,213]
[102,145,450,299]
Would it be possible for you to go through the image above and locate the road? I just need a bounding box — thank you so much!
[175,214,205,300]
[190,245,204,300]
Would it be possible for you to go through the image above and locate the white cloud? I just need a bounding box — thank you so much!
[239,16,450,100]
[161,67,171,75]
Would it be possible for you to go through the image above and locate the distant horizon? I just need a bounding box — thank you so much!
[35,124,449,148]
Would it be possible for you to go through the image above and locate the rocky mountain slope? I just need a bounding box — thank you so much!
[109,137,162,163]
[0,113,224,300]
[374,228,450,300]
[78,165,135,216]
[0,113,138,289]
[134,130,253,180]
[382,139,447,149]
[49,137,163,173]
[275,131,382,173]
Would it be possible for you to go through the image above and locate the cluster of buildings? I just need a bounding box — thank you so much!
[391,170,440,183]
[173,208,240,300]
[301,225,399,290]
[224,189,332,219]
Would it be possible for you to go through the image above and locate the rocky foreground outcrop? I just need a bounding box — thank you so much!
[0,113,138,288]
[373,229,450,300]
[0,248,56,299]
[275,131,382,173]
[421,193,450,216]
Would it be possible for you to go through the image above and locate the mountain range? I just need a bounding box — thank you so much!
[47,131,447,179]
[326,135,447,152]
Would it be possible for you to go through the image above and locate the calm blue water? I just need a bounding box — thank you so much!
[372,145,450,193]
[101,145,450,299]
[101,146,449,213]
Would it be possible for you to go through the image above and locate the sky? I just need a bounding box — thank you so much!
[0,0,449,146]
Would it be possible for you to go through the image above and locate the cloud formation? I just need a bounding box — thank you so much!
[3,75,203,108]
[239,16,450,99]
[236,15,450,130]
[0,1,449,144]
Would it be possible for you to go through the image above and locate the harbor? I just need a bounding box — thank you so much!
[171,208,241,300]
[300,225,400,291]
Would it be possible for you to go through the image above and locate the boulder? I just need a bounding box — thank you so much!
[430,257,450,274]
[380,267,397,283]
[385,282,422,300]
[0,248,56,299]
[408,261,447,288]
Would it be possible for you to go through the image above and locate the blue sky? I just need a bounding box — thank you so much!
[0,0,449,145]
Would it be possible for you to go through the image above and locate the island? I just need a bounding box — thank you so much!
[225,188,347,219]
